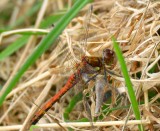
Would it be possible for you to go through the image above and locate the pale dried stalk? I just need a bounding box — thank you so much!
[0,120,150,131]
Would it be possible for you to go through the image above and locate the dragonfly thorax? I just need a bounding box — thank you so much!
[81,49,116,69]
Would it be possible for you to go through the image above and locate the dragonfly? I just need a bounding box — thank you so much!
[30,48,116,125]
[30,5,117,126]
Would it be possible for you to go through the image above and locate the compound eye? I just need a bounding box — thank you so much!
[103,49,116,66]
[103,49,114,59]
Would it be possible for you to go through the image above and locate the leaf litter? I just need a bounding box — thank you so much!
[0,0,160,130]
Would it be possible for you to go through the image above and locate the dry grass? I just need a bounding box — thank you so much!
[0,0,160,131]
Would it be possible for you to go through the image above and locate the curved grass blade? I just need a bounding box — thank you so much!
[0,35,29,61]
[112,37,143,131]
[0,29,49,61]
[0,0,93,106]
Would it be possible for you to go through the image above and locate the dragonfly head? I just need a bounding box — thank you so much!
[103,49,116,67]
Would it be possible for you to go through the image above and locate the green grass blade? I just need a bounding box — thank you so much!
[112,37,143,131]
[40,12,65,28]
[0,35,29,61]
[0,0,93,106]
[64,92,83,121]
